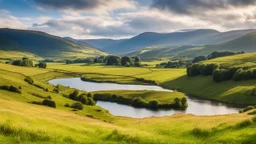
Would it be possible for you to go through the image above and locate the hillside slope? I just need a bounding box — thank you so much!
[176,32,256,58]
[0,29,106,59]
[100,29,256,55]
[127,30,256,59]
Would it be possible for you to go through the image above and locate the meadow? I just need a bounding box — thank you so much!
[1,54,256,143]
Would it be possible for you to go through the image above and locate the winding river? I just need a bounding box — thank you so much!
[49,78,242,118]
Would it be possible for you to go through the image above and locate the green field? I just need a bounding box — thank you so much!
[1,54,256,143]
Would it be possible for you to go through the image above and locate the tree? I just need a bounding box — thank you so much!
[192,56,207,63]
[38,62,47,68]
[66,60,73,64]
[149,100,158,109]
[121,56,133,66]
[106,55,121,65]
[134,56,141,63]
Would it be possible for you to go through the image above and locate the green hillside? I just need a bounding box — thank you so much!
[0,29,107,59]
[128,31,256,59]
[0,62,256,144]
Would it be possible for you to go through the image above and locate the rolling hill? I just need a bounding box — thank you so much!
[95,29,256,55]
[127,30,256,59]
[0,28,107,59]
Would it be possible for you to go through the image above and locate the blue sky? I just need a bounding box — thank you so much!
[1,0,256,39]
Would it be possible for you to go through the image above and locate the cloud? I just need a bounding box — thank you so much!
[152,0,256,15]
[0,10,26,29]
[32,0,137,14]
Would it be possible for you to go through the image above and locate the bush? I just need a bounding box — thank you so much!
[37,62,47,68]
[24,76,34,84]
[239,106,255,113]
[0,85,22,94]
[42,99,56,108]
[64,103,70,107]
[69,90,79,100]
[252,88,256,96]
[149,100,158,109]
[71,102,83,110]
[132,97,146,107]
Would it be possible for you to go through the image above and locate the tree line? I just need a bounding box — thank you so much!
[11,57,47,68]
[93,93,188,109]
[187,63,256,82]
[192,51,245,63]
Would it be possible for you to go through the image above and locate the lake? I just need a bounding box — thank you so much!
[49,78,241,118]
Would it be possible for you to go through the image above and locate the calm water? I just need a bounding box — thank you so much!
[49,78,241,118]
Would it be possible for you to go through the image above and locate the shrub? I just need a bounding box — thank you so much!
[24,76,34,84]
[239,106,255,113]
[252,88,256,96]
[69,90,79,100]
[37,62,47,68]
[42,99,56,108]
[132,97,146,107]
[71,102,83,110]
[64,103,70,107]
[8,86,21,94]
[53,88,59,93]
[149,100,158,109]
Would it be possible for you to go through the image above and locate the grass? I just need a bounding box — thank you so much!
[0,50,42,61]
[93,90,185,104]
[1,57,256,143]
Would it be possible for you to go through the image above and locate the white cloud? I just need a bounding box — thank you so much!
[0,10,27,29]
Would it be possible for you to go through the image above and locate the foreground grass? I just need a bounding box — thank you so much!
[0,96,256,144]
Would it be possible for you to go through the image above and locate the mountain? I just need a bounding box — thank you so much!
[64,37,95,48]
[127,30,256,59]
[84,39,126,50]
[100,29,256,55]
[0,28,106,59]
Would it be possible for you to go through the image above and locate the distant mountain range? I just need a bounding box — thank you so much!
[77,29,256,55]
[127,31,256,59]
[0,28,106,59]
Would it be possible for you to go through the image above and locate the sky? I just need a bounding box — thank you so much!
[1,0,256,39]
